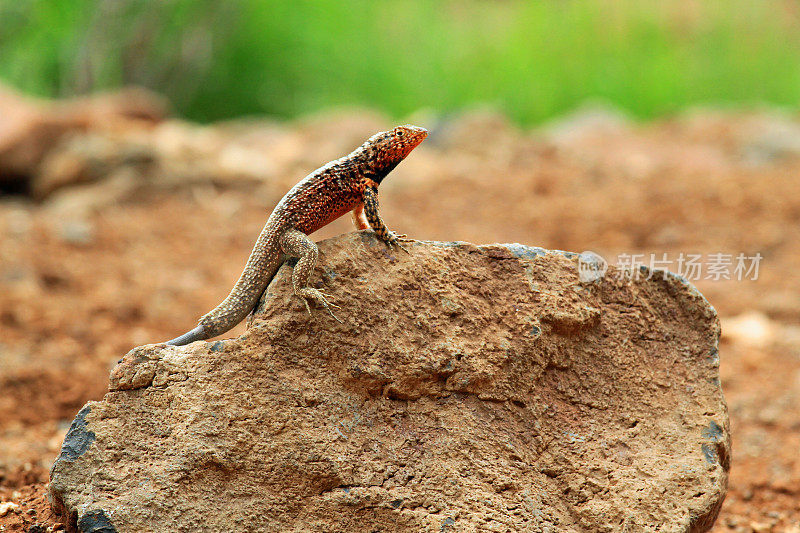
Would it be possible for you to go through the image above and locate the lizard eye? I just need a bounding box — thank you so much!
[396,129,404,137]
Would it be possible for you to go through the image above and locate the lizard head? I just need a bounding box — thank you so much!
[362,124,428,182]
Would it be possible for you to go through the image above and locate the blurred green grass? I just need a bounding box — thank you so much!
[1,0,799,123]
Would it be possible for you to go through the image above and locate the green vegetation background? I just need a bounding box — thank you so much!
[1,0,799,123]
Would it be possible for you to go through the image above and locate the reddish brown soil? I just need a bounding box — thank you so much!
[1,109,799,531]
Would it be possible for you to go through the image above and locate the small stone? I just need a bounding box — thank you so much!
[739,112,800,165]
[749,522,772,533]
[720,312,776,348]
[55,219,95,246]
[0,501,19,516]
[542,102,631,145]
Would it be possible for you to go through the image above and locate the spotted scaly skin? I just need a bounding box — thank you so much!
[165,124,428,346]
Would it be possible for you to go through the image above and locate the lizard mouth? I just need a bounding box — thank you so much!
[397,124,428,154]
[402,124,428,146]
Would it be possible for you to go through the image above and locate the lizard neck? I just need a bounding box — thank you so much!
[349,142,399,185]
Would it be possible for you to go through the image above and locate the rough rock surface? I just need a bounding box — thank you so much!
[49,232,729,532]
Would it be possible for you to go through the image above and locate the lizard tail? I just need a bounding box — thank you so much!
[164,219,284,347]
[165,325,207,346]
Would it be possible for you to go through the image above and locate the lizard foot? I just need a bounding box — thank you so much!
[296,287,343,323]
[384,232,411,254]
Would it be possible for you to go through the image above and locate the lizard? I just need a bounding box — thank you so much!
[164,124,428,346]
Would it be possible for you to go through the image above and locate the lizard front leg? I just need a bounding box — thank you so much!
[362,185,408,252]
[279,228,341,321]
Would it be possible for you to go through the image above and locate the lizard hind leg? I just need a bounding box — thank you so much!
[351,202,370,230]
[279,228,342,322]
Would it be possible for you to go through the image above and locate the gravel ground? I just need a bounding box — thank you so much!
[1,107,799,531]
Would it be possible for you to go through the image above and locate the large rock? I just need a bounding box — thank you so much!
[49,232,729,532]
[0,84,166,194]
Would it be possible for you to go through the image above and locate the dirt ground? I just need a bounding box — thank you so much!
[0,104,799,531]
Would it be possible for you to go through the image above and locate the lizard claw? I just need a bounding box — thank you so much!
[391,233,415,242]
[296,287,343,322]
[314,287,341,308]
[386,233,412,254]
[326,307,343,323]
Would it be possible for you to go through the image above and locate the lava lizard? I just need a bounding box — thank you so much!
[165,124,428,346]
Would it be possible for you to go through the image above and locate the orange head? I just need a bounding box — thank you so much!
[359,124,428,182]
